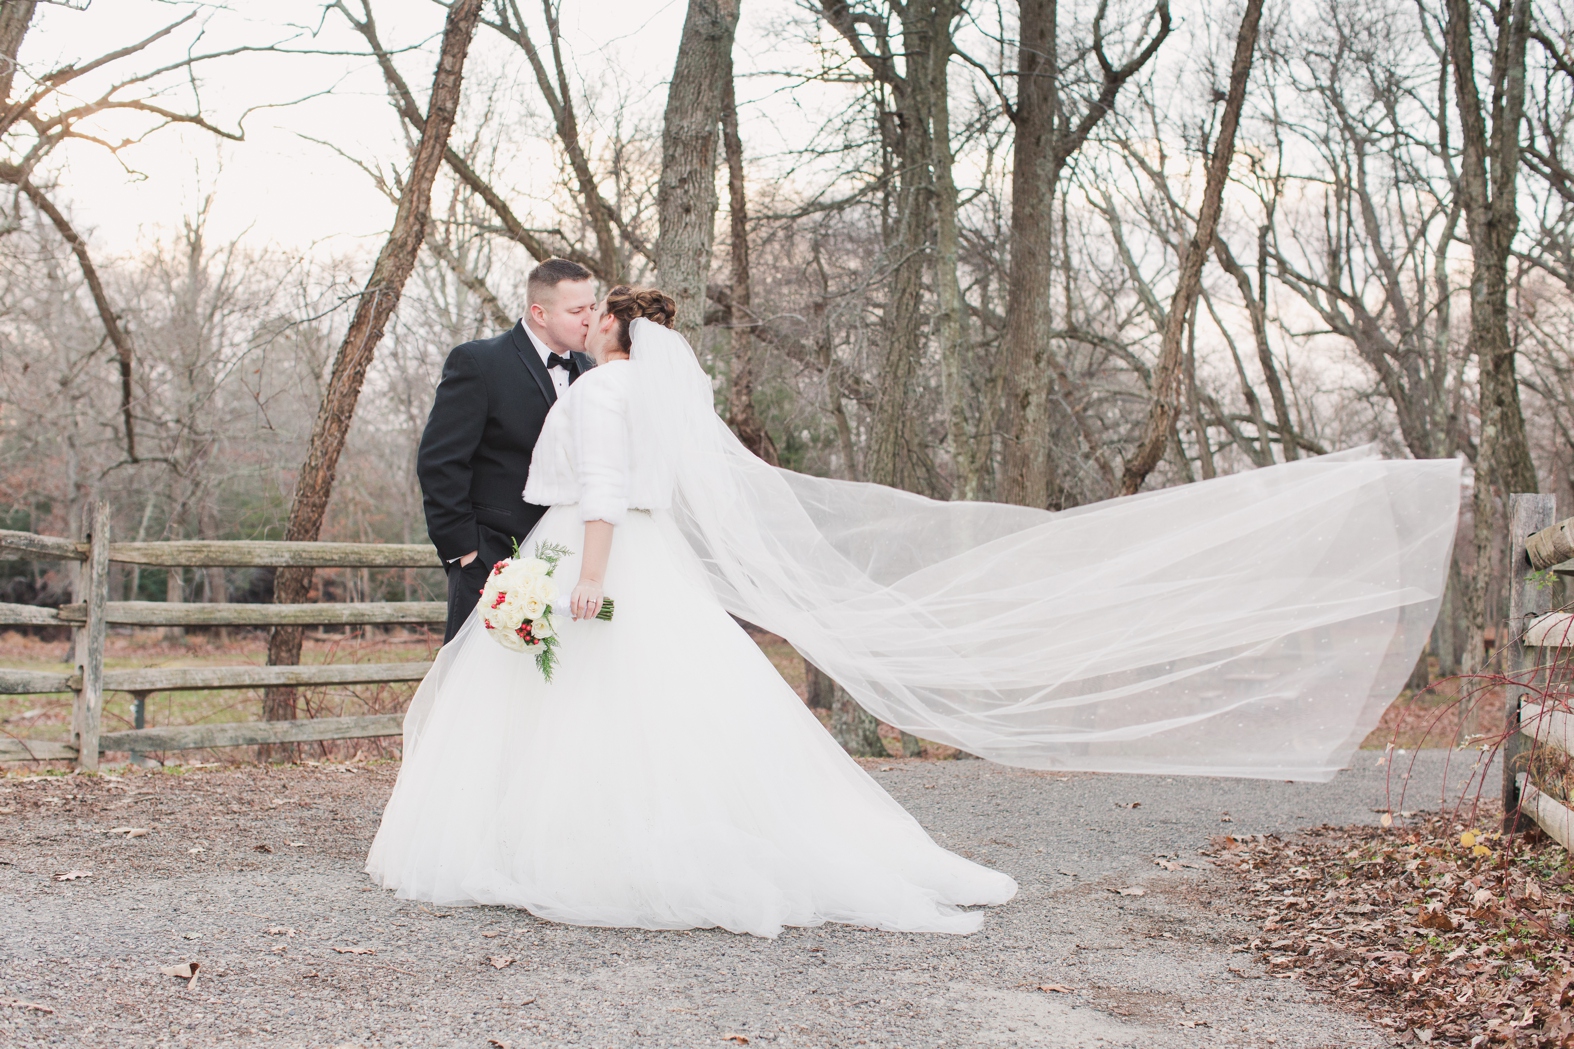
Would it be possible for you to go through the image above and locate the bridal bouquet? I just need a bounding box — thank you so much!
[479,541,613,681]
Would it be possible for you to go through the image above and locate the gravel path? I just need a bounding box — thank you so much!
[1,749,1495,1049]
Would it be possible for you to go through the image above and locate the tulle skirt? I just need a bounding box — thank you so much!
[365,505,1017,937]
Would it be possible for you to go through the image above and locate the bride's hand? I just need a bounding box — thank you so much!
[569,579,604,621]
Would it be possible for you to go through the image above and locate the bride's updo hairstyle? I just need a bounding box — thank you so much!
[605,285,677,353]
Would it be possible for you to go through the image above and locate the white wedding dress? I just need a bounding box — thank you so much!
[366,350,1017,936]
[368,319,1462,936]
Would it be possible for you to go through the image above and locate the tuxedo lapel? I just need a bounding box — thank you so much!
[569,350,593,382]
[509,322,557,406]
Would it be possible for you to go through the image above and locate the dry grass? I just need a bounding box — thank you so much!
[0,626,944,766]
[0,628,443,765]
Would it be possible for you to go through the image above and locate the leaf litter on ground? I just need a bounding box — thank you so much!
[1211,808,1574,1046]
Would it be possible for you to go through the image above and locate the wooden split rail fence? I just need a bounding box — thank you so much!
[0,501,445,770]
[1503,493,1574,840]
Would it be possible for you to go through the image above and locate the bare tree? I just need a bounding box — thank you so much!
[1122,0,1262,494]
[656,0,741,344]
[265,0,485,726]
[1445,0,1539,669]
[997,0,1170,507]
[815,0,947,492]
[0,8,273,466]
[720,59,777,462]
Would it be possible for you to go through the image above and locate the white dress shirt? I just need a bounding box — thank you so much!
[522,319,574,397]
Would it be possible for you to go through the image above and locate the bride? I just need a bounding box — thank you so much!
[367,285,1461,937]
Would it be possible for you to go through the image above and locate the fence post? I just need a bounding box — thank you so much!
[1505,493,1557,832]
[72,501,110,772]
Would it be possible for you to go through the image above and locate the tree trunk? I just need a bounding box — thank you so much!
[1214,231,1297,460]
[264,0,484,730]
[866,7,937,494]
[804,659,834,710]
[1445,0,1537,671]
[998,0,1059,508]
[1446,0,1536,495]
[1183,299,1216,479]
[830,681,887,757]
[163,566,184,642]
[1120,0,1261,496]
[656,0,741,346]
[999,0,1170,507]
[929,0,978,499]
[815,0,952,495]
[720,53,776,463]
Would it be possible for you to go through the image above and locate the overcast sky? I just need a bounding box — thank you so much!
[22,0,803,256]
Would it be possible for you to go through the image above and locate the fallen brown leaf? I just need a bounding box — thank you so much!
[1037,984,1074,993]
[723,1036,750,1045]
[488,955,515,969]
[481,931,501,938]
[253,843,273,853]
[1116,886,1147,897]
[53,869,90,881]
[1214,807,1574,1047]
[107,827,148,838]
[265,926,295,937]
[487,1041,511,1049]
[332,947,374,955]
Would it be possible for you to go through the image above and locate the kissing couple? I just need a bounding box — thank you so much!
[365,257,1459,938]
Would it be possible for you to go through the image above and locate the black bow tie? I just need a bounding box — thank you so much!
[547,354,578,376]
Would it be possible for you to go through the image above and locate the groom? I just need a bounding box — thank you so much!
[417,258,597,642]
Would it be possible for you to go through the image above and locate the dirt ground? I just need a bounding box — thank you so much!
[1,751,1490,1049]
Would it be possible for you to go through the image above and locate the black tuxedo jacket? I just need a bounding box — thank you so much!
[417,322,593,565]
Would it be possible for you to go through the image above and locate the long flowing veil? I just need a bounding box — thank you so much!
[625,319,1461,782]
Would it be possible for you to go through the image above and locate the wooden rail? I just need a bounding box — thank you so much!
[1528,516,1574,571]
[0,511,443,768]
[1510,494,1574,843]
[0,661,433,695]
[0,600,445,627]
[0,531,441,568]
[0,712,405,762]
[1515,704,1574,850]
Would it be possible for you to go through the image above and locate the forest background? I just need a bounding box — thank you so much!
[1,0,1567,715]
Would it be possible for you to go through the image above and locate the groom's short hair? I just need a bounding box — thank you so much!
[526,258,594,305]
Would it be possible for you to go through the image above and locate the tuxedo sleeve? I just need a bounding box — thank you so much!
[417,344,486,561]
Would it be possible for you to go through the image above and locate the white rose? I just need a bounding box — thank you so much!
[484,617,525,652]
[522,597,546,620]
[531,612,555,640]
[518,557,548,578]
